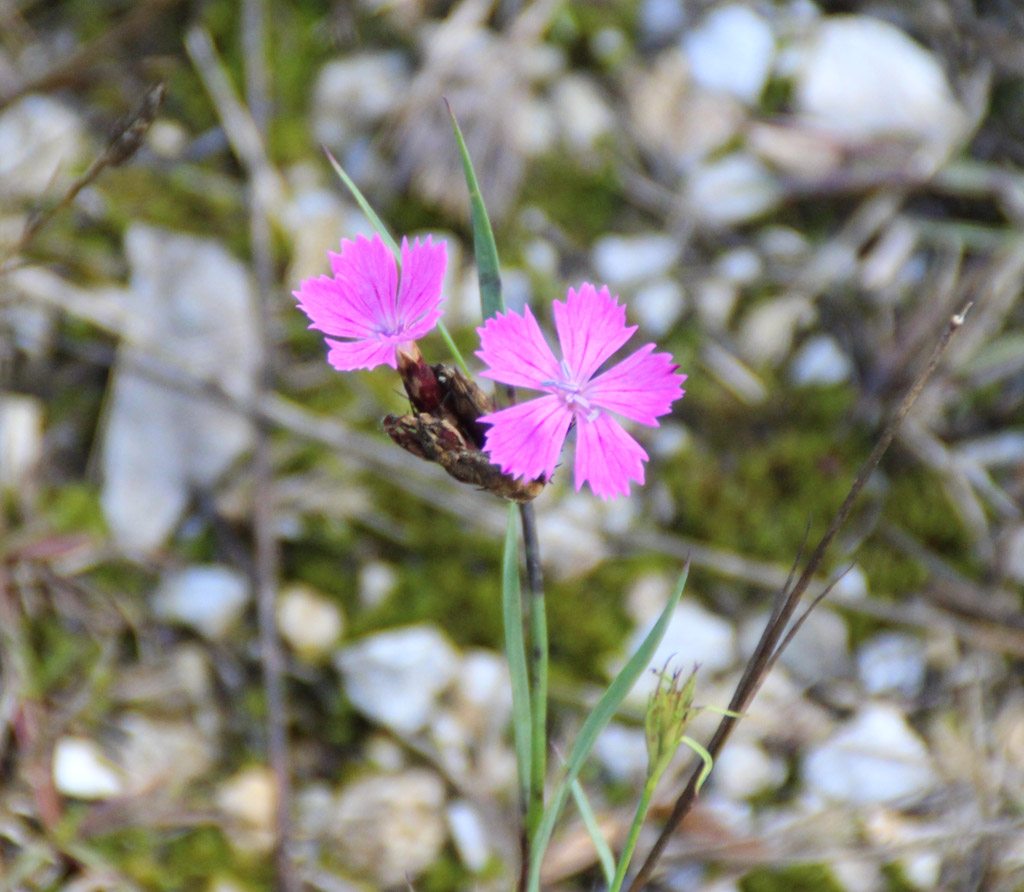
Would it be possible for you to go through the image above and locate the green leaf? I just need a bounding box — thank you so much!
[503,503,532,813]
[527,563,691,892]
[570,778,616,886]
[447,101,504,321]
[323,147,399,259]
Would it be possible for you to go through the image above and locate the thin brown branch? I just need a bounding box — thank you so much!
[626,303,972,892]
[0,81,165,273]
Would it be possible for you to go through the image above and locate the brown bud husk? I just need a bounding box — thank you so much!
[387,360,544,502]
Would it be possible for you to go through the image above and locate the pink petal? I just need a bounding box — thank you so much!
[553,284,637,382]
[479,395,572,482]
[588,346,686,425]
[573,413,649,500]
[325,234,399,330]
[396,236,447,339]
[325,336,398,371]
[293,274,378,339]
[476,305,561,390]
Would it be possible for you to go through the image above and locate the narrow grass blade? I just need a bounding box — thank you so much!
[503,503,532,813]
[527,563,691,892]
[570,778,615,886]
[322,147,399,258]
[446,101,504,320]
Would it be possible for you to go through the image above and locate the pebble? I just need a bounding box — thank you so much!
[639,0,686,44]
[100,225,258,553]
[53,736,123,800]
[276,585,344,661]
[682,5,776,104]
[451,649,512,739]
[736,294,816,366]
[333,769,446,887]
[686,154,782,227]
[312,52,410,149]
[0,393,42,490]
[999,526,1024,585]
[591,232,681,286]
[358,560,399,609]
[446,799,490,872]
[217,766,277,853]
[631,279,686,336]
[621,599,737,704]
[856,632,927,699]
[629,51,746,170]
[803,703,937,804]
[153,565,249,641]
[693,278,739,331]
[793,16,964,143]
[536,495,608,578]
[551,74,615,152]
[117,713,214,794]
[336,624,460,734]
[712,739,786,800]
[740,607,850,685]
[593,722,649,782]
[790,334,854,386]
[0,94,86,200]
[713,247,763,285]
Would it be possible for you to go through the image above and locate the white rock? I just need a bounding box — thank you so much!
[153,564,249,640]
[358,560,398,609]
[118,713,214,794]
[713,247,763,285]
[313,52,410,149]
[276,585,344,660]
[622,600,737,704]
[640,0,686,43]
[446,799,490,872]
[217,766,277,853]
[763,606,850,684]
[794,16,964,143]
[632,279,686,336]
[857,632,927,699]
[592,233,681,286]
[683,5,776,104]
[523,238,559,277]
[552,74,615,152]
[831,563,869,601]
[100,225,258,553]
[758,225,809,260]
[452,649,512,739]
[999,526,1024,585]
[803,703,937,804]
[629,51,746,170]
[694,278,739,331]
[536,494,608,579]
[0,94,86,200]
[790,334,853,386]
[593,722,649,782]
[53,737,123,799]
[334,769,446,886]
[736,294,816,366]
[336,625,460,734]
[686,154,781,227]
[713,740,786,799]
[0,394,43,490]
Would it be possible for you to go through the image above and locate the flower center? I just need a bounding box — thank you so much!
[544,359,601,422]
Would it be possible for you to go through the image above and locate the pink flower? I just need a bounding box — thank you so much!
[293,233,447,371]
[476,283,686,500]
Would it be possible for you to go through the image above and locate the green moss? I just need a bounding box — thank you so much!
[741,863,845,892]
[520,157,622,243]
[89,825,270,890]
[43,483,108,538]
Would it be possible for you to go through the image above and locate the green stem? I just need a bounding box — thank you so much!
[609,772,661,892]
[520,502,547,838]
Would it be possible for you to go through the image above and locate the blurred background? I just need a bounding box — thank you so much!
[2,0,1023,890]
